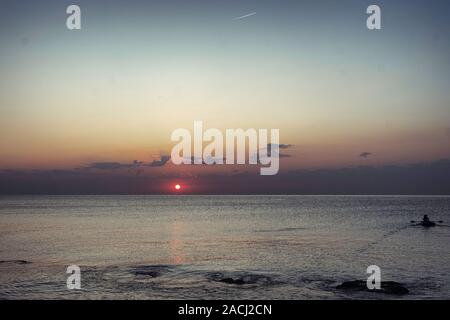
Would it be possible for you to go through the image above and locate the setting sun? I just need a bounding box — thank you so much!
[174,184,181,191]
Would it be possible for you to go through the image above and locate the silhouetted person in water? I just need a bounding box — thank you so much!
[411,215,443,227]
[419,214,436,227]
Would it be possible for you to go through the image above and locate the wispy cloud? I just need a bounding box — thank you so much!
[248,143,293,163]
[87,162,136,170]
[359,152,372,159]
[266,143,293,158]
[268,144,292,150]
[232,12,256,21]
[86,156,170,170]
[147,155,170,167]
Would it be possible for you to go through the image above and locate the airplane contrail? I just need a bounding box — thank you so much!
[232,12,256,21]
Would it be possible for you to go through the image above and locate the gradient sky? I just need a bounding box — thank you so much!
[1,0,450,193]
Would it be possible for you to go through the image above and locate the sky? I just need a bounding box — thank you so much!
[0,0,450,194]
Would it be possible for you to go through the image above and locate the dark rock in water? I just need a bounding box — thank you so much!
[337,280,409,295]
[0,260,31,265]
[134,270,160,277]
[131,265,173,278]
[219,277,246,285]
[212,273,275,286]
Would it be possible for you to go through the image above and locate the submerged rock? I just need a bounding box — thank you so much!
[337,280,409,295]
[134,270,160,277]
[0,260,31,265]
[131,265,173,278]
[211,273,275,286]
[219,277,246,285]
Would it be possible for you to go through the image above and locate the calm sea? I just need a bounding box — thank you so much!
[1,195,449,299]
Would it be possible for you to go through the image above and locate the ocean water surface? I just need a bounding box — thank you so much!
[0,195,449,299]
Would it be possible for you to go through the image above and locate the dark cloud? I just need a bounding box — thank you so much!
[278,154,292,158]
[265,143,293,158]
[359,152,372,159]
[268,144,292,149]
[147,155,170,167]
[87,162,136,170]
[86,157,169,170]
[188,156,225,165]
[2,159,450,195]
